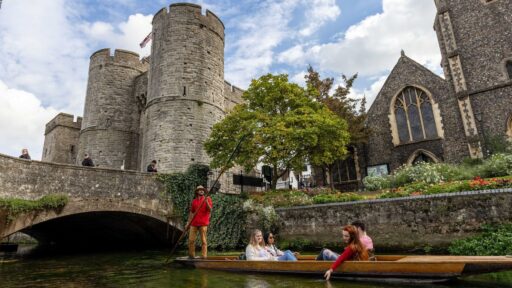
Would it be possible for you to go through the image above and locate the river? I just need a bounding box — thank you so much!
[1,248,512,287]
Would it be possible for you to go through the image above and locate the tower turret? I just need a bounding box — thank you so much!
[78,49,149,169]
[141,3,226,172]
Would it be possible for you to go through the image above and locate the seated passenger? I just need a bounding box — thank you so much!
[245,229,276,261]
[263,232,297,261]
[351,220,375,260]
[321,225,369,280]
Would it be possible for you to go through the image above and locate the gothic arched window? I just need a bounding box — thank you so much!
[394,86,438,144]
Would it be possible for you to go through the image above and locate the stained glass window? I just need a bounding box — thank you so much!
[394,87,438,143]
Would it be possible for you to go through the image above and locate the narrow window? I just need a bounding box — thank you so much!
[506,61,512,80]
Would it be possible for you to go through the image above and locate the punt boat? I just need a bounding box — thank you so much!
[174,255,512,283]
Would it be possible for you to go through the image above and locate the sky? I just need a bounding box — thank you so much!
[0,0,442,160]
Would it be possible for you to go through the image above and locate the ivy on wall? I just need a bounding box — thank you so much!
[0,194,68,223]
[158,164,247,250]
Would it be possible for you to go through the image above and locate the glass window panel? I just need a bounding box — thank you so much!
[421,101,438,138]
[396,108,410,142]
[408,103,423,141]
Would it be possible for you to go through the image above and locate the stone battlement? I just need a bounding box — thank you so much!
[45,113,82,135]
[89,48,148,72]
[153,3,224,40]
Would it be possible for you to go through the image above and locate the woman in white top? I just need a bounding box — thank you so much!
[245,229,276,261]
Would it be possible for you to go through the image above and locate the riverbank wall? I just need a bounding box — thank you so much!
[274,189,512,252]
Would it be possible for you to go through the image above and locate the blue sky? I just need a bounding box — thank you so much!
[0,0,442,159]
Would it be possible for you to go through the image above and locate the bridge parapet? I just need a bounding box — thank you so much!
[0,153,163,200]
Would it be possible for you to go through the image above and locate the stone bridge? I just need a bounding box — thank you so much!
[0,153,182,250]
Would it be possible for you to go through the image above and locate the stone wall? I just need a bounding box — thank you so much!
[0,152,163,201]
[42,113,82,164]
[275,189,512,251]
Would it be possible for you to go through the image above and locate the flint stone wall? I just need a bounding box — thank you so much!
[275,189,512,251]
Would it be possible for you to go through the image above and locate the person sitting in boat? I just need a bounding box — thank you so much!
[246,229,276,261]
[322,225,369,280]
[245,229,297,261]
[351,220,375,260]
[263,232,298,261]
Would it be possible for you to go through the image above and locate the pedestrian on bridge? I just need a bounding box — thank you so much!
[81,153,94,167]
[19,148,31,160]
[188,185,213,259]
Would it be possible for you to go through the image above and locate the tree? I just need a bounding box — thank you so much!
[305,66,369,189]
[204,74,350,190]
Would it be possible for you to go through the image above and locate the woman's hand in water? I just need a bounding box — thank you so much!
[324,268,333,280]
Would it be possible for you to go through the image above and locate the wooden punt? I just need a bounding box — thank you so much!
[174,255,512,283]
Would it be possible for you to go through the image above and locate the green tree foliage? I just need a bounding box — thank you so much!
[204,73,350,189]
[305,66,369,188]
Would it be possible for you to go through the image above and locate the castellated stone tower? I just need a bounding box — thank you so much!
[42,113,82,164]
[77,49,149,169]
[141,3,226,172]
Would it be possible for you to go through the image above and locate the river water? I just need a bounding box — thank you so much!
[1,249,512,288]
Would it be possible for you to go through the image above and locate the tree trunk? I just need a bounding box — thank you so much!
[271,166,279,190]
[328,164,335,191]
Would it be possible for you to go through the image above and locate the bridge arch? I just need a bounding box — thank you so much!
[0,153,183,249]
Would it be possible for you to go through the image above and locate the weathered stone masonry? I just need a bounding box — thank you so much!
[276,189,512,251]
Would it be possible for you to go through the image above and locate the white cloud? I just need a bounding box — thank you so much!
[298,0,340,37]
[277,45,306,66]
[225,0,341,88]
[82,13,153,57]
[0,0,90,113]
[309,0,440,77]
[0,81,58,160]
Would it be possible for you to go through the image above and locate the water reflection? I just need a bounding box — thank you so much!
[1,250,512,288]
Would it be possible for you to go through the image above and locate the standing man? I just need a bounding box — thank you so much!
[147,160,158,172]
[81,153,94,167]
[188,185,213,259]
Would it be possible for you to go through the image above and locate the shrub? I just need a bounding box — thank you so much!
[250,190,313,207]
[449,224,512,256]
[0,194,68,222]
[480,153,512,178]
[363,175,391,191]
[312,192,365,204]
[376,190,410,199]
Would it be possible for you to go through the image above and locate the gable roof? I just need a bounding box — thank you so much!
[367,52,446,115]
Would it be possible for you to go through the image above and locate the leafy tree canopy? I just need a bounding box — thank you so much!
[204,73,350,189]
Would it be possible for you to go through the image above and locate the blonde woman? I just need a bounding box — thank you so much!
[245,229,277,261]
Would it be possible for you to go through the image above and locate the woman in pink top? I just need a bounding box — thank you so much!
[351,221,373,250]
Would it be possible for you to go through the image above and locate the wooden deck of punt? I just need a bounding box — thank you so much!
[174,255,512,283]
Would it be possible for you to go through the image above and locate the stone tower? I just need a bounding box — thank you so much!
[434,0,512,157]
[42,113,82,164]
[78,49,149,169]
[141,3,226,173]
